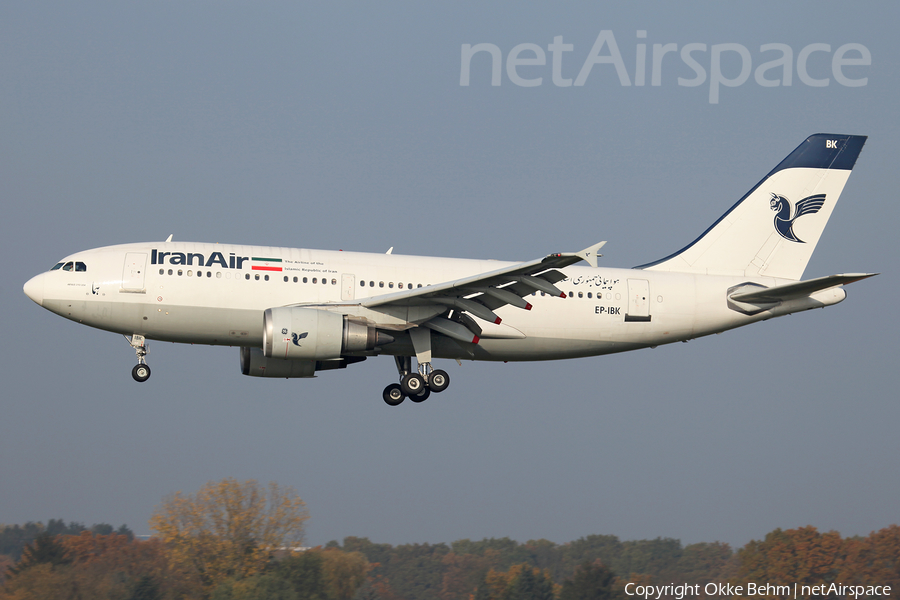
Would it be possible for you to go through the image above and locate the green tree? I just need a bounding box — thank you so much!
[560,560,621,600]
[508,564,554,600]
[7,533,71,575]
[127,575,163,600]
[211,574,299,600]
[276,550,328,600]
[321,549,369,600]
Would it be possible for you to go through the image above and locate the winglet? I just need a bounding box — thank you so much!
[576,241,606,268]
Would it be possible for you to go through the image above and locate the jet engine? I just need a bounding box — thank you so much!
[263,307,390,360]
[239,307,392,378]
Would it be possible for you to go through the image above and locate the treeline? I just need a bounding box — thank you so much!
[334,535,735,600]
[1,479,898,600]
[0,518,133,559]
[3,525,897,600]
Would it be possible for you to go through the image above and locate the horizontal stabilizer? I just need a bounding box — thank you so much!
[730,273,877,304]
[576,241,606,268]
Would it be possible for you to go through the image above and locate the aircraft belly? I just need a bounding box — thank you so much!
[468,337,630,361]
[139,305,263,345]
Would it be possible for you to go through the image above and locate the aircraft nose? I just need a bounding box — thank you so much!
[23,273,45,306]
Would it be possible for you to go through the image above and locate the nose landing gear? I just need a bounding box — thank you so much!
[127,335,151,383]
[132,363,151,383]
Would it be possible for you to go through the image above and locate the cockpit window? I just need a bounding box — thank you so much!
[53,261,87,272]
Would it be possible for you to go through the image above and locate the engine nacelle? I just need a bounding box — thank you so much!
[241,346,316,378]
[262,307,387,360]
[240,347,368,378]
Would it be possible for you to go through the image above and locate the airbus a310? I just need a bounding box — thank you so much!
[24,134,875,405]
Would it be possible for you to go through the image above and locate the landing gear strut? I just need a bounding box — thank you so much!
[381,352,451,406]
[127,335,151,383]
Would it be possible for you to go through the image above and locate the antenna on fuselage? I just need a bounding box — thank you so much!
[386,247,393,254]
[165,234,173,242]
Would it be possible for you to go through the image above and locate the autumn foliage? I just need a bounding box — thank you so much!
[731,525,900,600]
[1,482,897,600]
[149,478,309,593]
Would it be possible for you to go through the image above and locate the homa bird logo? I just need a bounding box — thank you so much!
[769,192,826,243]
[291,332,309,346]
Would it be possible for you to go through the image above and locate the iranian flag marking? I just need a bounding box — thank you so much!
[251,257,283,272]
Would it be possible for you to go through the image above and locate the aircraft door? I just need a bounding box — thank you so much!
[625,279,651,322]
[341,274,355,301]
[121,252,147,293]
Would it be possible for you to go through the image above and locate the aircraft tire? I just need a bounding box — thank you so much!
[410,387,431,403]
[400,373,425,396]
[427,369,450,393]
[383,383,405,406]
[132,364,151,383]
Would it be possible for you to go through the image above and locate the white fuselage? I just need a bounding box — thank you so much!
[25,241,845,363]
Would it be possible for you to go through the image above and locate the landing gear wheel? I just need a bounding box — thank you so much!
[410,387,431,403]
[427,369,450,393]
[401,373,426,396]
[383,383,405,406]
[132,364,151,383]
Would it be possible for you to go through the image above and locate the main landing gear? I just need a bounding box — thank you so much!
[382,355,450,406]
[128,335,151,383]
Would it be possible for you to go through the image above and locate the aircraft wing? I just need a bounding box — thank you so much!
[729,273,877,303]
[351,242,606,341]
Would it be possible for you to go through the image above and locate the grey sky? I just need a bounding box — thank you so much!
[1,2,897,549]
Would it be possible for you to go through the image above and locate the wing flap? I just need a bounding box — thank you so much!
[357,242,605,342]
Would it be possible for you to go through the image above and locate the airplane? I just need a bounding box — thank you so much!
[23,133,876,406]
